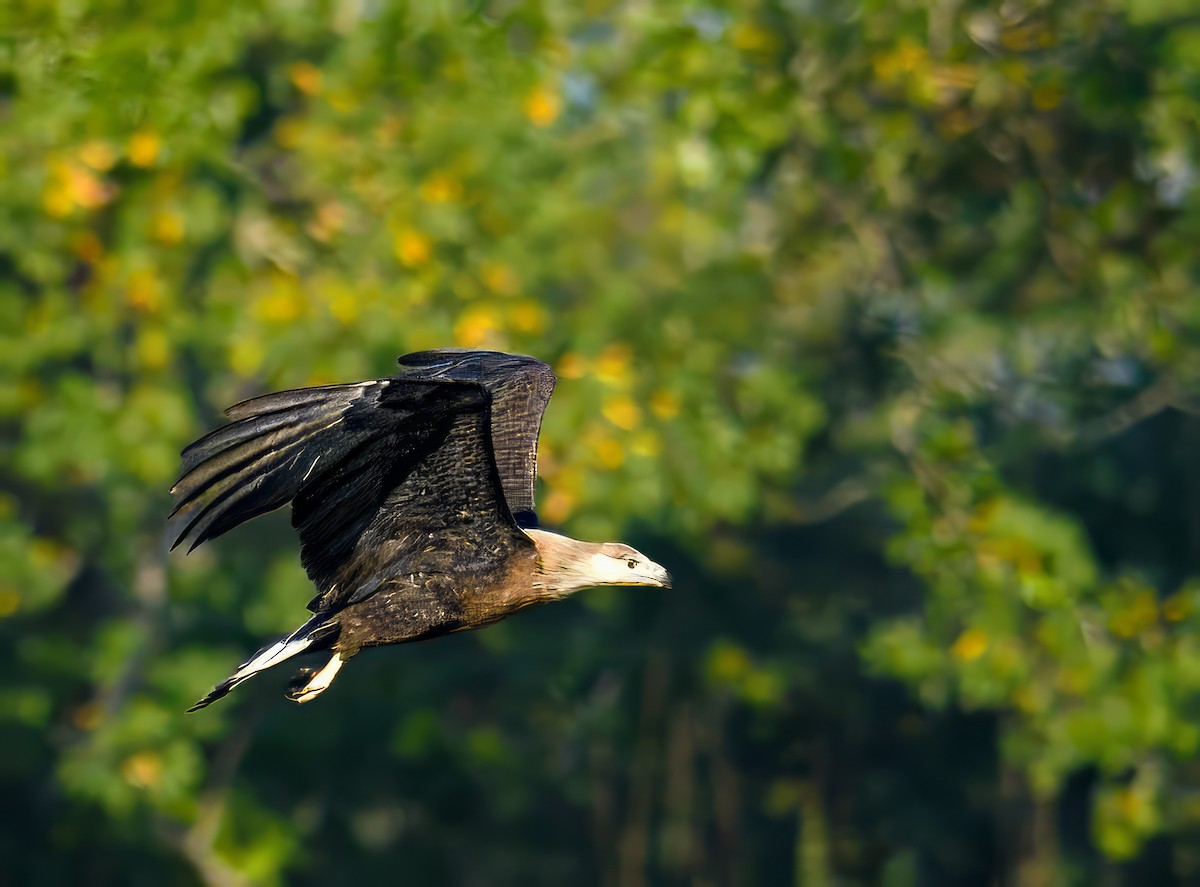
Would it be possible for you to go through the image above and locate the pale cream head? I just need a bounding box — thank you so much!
[526,530,672,595]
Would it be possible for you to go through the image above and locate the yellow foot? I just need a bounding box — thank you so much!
[286,654,345,704]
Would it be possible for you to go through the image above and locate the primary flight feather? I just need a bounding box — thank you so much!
[170,349,671,710]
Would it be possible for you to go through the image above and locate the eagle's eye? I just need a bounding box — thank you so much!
[626,558,637,569]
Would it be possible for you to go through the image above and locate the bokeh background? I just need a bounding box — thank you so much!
[4,1,1200,884]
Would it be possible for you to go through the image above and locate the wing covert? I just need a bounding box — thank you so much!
[396,349,556,523]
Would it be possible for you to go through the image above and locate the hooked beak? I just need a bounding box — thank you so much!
[641,559,672,589]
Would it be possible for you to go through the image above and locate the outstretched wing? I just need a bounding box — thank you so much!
[169,371,532,610]
[395,349,556,525]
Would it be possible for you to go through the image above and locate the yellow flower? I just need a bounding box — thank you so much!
[255,288,304,323]
[1032,82,1063,111]
[230,335,264,377]
[152,210,185,244]
[480,261,519,296]
[126,268,162,314]
[128,130,161,168]
[69,165,114,208]
[70,230,104,264]
[1163,595,1190,623]
[508,300,545,334]
[1109,590,1159,638]
[523,84,561,127]
[630,430,660,458]
[288,61,322,95]
[326,89,358,113]
[708,642,751,684]
[0,586,19,618]
[374,114,405,145]
[121,751,163,790]
[650,389,679,420]
[43,186,73,218]
[274,117,304,148]
[556,352,587,379]
[136,327,170,370]
[328,289,359,325]
[71,703,103,730]
[394,229,432,267]
[419,172,463,204]
[872,38,929,83]
[602,395,641,431]
[44,159,116,216]
[952,628,989,661]
[592,436,624,469]
[541,488,576,524]
[79,140,116,171]
[595,343,632,385]
[307,201,345,243]
[730,23,777,53]
[454,305,503,348]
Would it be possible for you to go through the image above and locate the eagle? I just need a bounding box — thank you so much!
[170,349,671,710]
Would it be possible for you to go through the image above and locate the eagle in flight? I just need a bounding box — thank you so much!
[170,349,671,710]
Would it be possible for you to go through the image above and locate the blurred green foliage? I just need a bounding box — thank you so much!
[4,0,1200,884]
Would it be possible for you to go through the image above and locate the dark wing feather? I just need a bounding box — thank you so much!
[170,367,534,614]
[303,399,534,614]
[396,350,556,523]
[171,382,387,551]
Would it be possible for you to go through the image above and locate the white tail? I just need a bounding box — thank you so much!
[187,615,331,711]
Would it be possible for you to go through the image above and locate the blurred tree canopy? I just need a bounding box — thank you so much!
[4,0,1200,884]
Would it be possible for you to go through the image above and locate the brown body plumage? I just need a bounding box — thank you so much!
[170,350,670,710]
